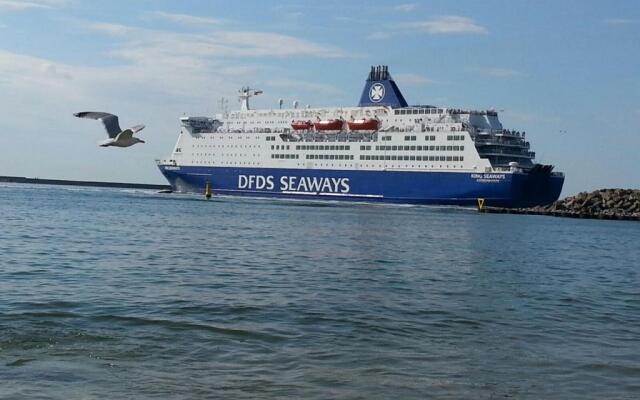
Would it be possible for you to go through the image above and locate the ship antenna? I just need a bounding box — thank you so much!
[238,86,263,111]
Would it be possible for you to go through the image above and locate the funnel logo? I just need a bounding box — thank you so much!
[369,83,385,103]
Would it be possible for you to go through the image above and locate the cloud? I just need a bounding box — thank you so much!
[408,16,488,35]
[151,11,224,26]
[0,21,353,182]
[393,73,437,85]
[87,23,347,59]
[603,18,637,25]
[394,3,417,12]
[265,78,342,96]
[0,0,64,10]
[90,22,135,36]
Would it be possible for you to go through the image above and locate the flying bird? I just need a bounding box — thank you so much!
[74,112,146,147]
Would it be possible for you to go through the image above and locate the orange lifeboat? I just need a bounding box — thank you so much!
[347,118,379,131]
[314,119,344,131]
[291,120,313,130]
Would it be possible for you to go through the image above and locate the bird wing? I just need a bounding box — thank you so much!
[130,124,145,133]
[74,112,122,138]
[116,129,134,142]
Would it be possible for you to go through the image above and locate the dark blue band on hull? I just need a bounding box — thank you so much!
[159,165,563,208]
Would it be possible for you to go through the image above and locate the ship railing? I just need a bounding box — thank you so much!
[474,139,530,148]
[478,149,534,157]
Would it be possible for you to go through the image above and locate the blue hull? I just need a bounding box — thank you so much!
[158,165,563,208]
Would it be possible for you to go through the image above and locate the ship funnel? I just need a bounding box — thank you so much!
[358,65,408,108]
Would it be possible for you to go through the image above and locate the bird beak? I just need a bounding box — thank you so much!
[139,139,145,143]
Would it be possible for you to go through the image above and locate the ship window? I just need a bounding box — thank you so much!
[346,146,350,150]
[286,145,290,150]
[385,155,390,160]
[430,135,436,140]
[404,136,410,141]
[271,154,274,158]
[460,156,464,161]
[446,156,453,161]
[453,156,459,161]
[447,146,453,151]
[395,110,400,115]
[410,156,415,161]
[461,146,464,151]
[410,146,416,151]
[411,136,416,141]
[391,155,397,160]
[403,156,410,161]
[392,146,397,150]
[417,146,422,150]
[404,146,410,150]
[417,156,422,161]
[413,110,419,114]
[365,155,370,160]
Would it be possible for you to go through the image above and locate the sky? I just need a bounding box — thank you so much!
[0,0,638,195]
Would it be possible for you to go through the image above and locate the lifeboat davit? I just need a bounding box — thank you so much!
[314,119,344,131]
[291,120,313,130]
[347,118,379,131]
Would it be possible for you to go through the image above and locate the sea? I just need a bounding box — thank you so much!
[1,184,639,399]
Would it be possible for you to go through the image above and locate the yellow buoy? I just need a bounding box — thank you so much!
[477,198,485,211]
[205,181,212,199]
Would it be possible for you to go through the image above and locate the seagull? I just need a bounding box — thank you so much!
[74,112,146,147]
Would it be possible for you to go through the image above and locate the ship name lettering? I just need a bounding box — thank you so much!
[280,176,350,193]
[238,175,274,190]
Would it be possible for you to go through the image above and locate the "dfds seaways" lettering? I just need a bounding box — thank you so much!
[238,175,350,194]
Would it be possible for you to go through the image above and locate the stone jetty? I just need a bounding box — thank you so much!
[480,189,640,221]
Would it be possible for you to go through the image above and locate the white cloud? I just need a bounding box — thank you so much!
[90,22,135,36]
[87,23,347,59]
[152,11,223,26]
[603,18,637,25]
[408,16,488,35]
[393,73,437,85]
[0,21,351,182]
[265,78,342,96]
[0,0,64,10]
[394,4,417,12]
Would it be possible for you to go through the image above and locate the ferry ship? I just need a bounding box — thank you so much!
[157,66,564,207]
